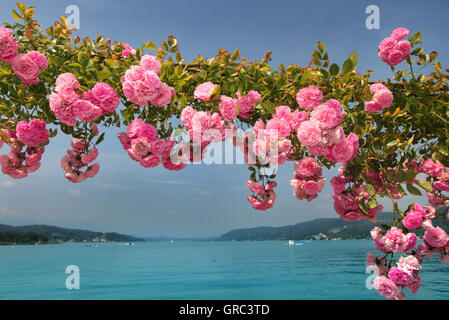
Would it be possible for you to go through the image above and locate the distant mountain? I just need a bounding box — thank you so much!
[217,209,449,241]
[0,223,144,243]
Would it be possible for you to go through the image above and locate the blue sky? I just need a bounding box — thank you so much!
[0,0,448,237]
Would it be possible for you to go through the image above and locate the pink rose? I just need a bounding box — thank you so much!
[137,123,158,142]
[373,89,393,108]
[0,27,19,63]
[296,85,323,110]
[365,101,383,113]
[310,104,342,129]
[72,100,102,122]
[388,267,411,286]
[151,84,174,107]
[55,73,80,92]
[397,41,411,57]
[388,50,405,66]
[12,54,40,84]
[404,233,418,251]
[16,119,50,147]
[131,138,151,156]
[297,121,322,147]
[383,227,408,253]
[194,82,217,102]
[402,211,423,229]
[370,83,388,94]
[140,54,161,74]
[379,37,397,53]
[391,27,409,41]
[26,51,48,69]
[423,227,449,248]
[294,157,322,179]
[372,276,400,300]
[420,158,443,177]
[141,154,161,168]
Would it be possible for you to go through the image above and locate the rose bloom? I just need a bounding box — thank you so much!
[194,82,217,102]
[372,276,400,300]
[218,95,238,122]
[140,154,161,168]
[294,157,322,179]
[420,158,443,177]
[397,255,421,274]
[365,101,383,113]
[12,54,40,84]
[310,104,341,129]
[402,211,423,229]
[297,121,322,147]
[15,119,50,147]
[423,227,449,248]
[388,267,411,286]
[391,27,409,41]
[387,50,405,66]
[140,54,161,74]
[373,89,393,108]
[383,227,408,253]
[0,27,19,63]
[296,85,323,110]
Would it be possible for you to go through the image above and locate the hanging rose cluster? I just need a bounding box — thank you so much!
[378,27,411,66]
[49,73,119,126]
[61,139,100,183]
[365,83,394,112]
[118,118,187,171]
[0,120,49,179]
[121,54,175,107]
[290,157,326,202]
[0,27,48,84]
[296,86,359,164]
[246,180,277,211]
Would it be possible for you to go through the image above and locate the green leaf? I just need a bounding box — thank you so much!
[312,50,322,60]
[349,51,358,66]
[404,169,417,183]
[366,184,376,196]
[144,41,157,50]
[329,63,339,76]
[0,104,10,114]
[386,139,399,148]
[368,197,378,209]
[12,10,22,20]
[231,48,240,61]
[417,179,432,192]
[342,59,353,74]
[406,184,422,196]
[317,41,325,54]
[95,132,105,145]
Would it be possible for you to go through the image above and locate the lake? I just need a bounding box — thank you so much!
[0,240,448,299]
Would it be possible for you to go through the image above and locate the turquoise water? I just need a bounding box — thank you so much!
[0,240,448,300]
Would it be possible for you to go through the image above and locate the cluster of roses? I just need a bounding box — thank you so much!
[246,180,277,211]
[50,73,119,126]
[0,27,48,84]
[181,105,236,163]
[378,27,411,66]
[121,54,175,107]
[0,120,49,179]
[419,158,449,208]
[369,215,449,300]
[290,157,326,202]
[118,118,186,171]
[121,43,136,58]
[61,139,100,183]
[365,83,394,113]
[193,82,262,121]
[331,167,384,222]
[296,86,359,164]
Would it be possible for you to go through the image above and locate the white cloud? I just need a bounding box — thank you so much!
[69,189,81,197]
[0,181,14,188]
[95,182,134,190]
